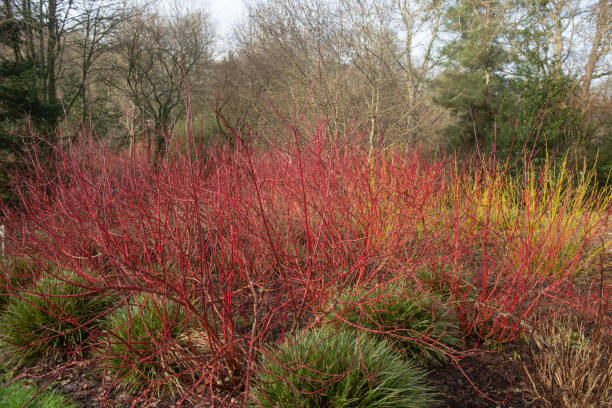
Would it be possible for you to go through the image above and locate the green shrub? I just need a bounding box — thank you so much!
[326,283,459,367]
[0,380,76,408]
[99,293,195,396]
[250,326,438,408]
[0,273,111,369]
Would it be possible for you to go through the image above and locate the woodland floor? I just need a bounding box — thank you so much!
[11,342,531,408]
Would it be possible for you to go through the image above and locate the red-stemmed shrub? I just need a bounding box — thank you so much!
[0,120,608,404]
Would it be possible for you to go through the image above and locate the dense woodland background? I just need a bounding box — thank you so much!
[0,0,610,194]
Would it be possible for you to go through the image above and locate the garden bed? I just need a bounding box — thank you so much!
[0,135,609,407]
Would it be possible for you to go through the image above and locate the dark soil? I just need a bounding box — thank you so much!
[9,343,531,407]
[428,342,528,408]
[11,361,242,407]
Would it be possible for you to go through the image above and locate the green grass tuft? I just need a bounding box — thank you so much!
[0,380,76,408]
[326,283,460,367]
[99,293,193,396]
[250,326,439,408]
[0,273,111,369]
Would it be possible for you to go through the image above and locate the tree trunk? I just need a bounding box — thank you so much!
[154,114,169,159]
[581,0,609,98]
[46,0,58,105]
[3,0,22,60]
[81,69,89,125]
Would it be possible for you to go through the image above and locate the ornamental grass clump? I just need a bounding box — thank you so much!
[520,312,611,408]
[0,272,111,369]
[326,283,460,367]
[250,326,438,408]
[99,293,200,396]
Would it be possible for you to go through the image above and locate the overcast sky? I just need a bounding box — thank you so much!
[208,0,247,45]
[157,0,246,51]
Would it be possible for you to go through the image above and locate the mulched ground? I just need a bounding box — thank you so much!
[428,342,527,408]
[10,343,531,407]
[13,360,241,407]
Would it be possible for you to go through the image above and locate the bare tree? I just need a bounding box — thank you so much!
[394,0,448,143]
[63,0,133,124]
[228,0,350,141]
[108,9,214,158]
[0,0,77,106]
[226,0,449,147]
[580,0,610,97]
[1,0,139,133]
[338,0,450,146]
[514,0,610,87]
[338,0,399,150]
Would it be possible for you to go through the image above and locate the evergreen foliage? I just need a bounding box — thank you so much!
[251,327,439,408]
